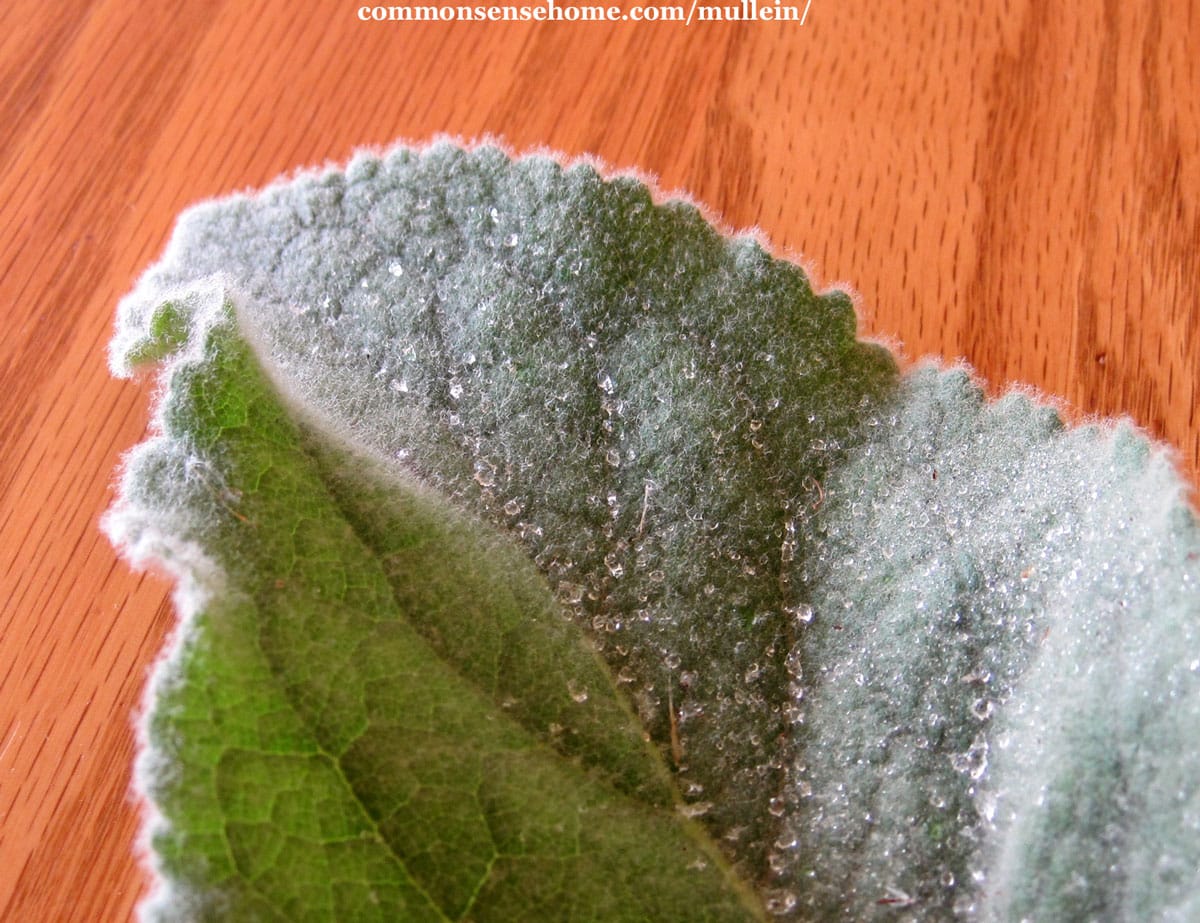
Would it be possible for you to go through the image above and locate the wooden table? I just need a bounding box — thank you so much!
[2,2,1196,918]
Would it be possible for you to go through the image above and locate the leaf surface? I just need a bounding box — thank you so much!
[109,143,1200,921]
[117,298,763,921]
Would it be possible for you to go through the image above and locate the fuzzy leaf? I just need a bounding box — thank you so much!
[109,143,1200,921]
[114,296,762,921]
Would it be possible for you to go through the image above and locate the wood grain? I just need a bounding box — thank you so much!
[1,1,1196,918]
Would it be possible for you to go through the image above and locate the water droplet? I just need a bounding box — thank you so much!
[604,552,624,578]
[978,789,998,823]
[596,370,615,394]
[449,381,464,400]
[389,378,409,393]
[676,801,712,818]
[605,448,621,467]
[785,603,814,625]
[567,679,588,703]
[505,233,519,247]
[764,890,797,915]
[679,701,703,722]
[388,261,404,277]
[503,499,522,516]
[489,206,500,222]
[473,459,496,487]
[951,736,990,780]
[664,652,682,670]
[558,582,584,604]
[971,697,995,721]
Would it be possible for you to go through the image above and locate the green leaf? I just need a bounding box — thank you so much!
[116,298,763,921]
[109,143,1200,921]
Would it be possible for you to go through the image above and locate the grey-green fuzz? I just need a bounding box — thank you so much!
[107,142,1200,921]
[113,296,762,921]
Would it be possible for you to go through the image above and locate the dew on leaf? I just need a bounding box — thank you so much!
[108,141,1200,923]
[764,890,797,915]
[472,459,496,487]
[951,736,990,780]
[557,581,585,605]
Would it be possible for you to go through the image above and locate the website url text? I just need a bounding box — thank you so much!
[357,0,811,24]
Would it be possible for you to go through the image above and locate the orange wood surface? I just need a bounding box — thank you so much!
[1,1,1197,918]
